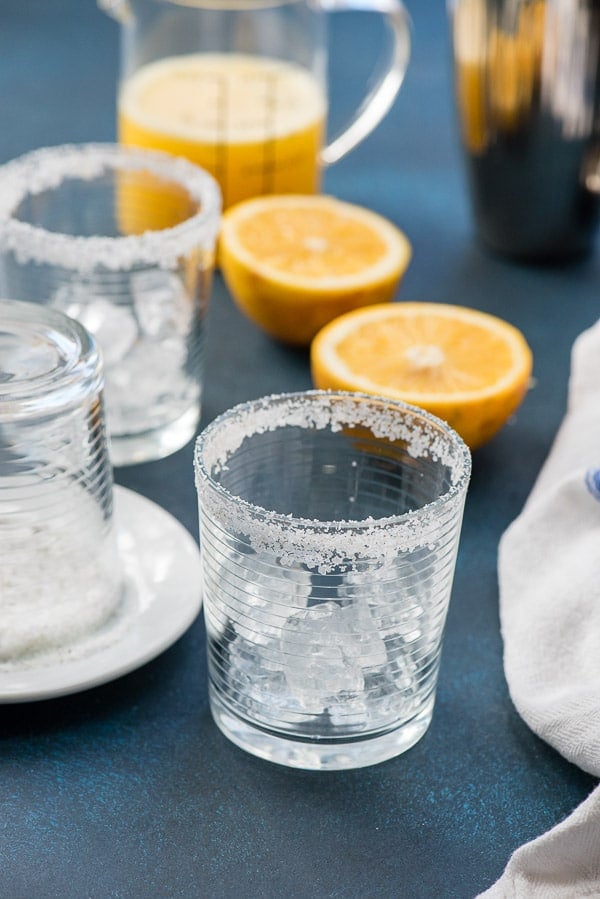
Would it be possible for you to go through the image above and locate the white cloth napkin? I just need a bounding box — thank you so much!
[479,320,600,898]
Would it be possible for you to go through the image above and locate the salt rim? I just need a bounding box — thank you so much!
[0,143,222,272]
[0,298,103,419]
[194,390,472,571]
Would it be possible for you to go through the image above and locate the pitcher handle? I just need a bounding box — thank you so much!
[319,0,411,166]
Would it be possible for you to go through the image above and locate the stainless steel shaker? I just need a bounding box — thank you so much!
[449,0,600,261]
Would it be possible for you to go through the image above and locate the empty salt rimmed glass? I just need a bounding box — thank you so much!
[0,298,122,663]
[194,390,472,771]
[0,143,221,466]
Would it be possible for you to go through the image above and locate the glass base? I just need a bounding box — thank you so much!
[209,691,435,771]
[108,403,200,467]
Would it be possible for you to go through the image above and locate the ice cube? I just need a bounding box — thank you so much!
[79,299,138,366]
[280,602,366,704]
[327,695,370,728]
[339,560,431,640]
[131,269,191,338]
[336,600,388,668]
[226,549,312,650]
[227,632,325,728]
[108,336,187,389]
[50,284,138,366]
[103,336,191,431]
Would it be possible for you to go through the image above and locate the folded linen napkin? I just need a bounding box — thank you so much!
[479,320,600,898]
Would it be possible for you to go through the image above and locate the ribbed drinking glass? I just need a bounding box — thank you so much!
[0,143,221,465]
[194,390,471,770]
[0,299,122,663]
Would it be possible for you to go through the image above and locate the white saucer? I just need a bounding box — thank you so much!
[0,485,203,703]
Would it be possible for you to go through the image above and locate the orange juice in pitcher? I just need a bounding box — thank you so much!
[119,54,326,210]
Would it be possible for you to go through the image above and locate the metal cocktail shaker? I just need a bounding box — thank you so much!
[449,0,600,262]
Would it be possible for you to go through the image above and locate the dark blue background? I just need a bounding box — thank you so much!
[1,2,597,896]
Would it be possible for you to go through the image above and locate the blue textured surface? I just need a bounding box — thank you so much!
[1,1,598,897]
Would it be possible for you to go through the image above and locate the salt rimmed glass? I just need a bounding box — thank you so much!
[194,390,471,770]
[0,143,221,466]
[0,298,122,663]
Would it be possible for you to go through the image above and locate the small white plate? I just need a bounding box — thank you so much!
[0,485,203,703]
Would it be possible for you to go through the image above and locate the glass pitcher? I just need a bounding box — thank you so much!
[99,0,410,209]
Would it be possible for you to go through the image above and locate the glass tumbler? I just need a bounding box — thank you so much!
[0,143,221,466]
[194,390,471,770]
[0,299,122,663]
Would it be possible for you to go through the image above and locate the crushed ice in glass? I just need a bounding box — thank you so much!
[50,277,196,434]
[209,548,440,732]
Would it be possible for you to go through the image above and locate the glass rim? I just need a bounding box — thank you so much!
[194,389,472,534]
[0,142,222,273]
[0,298,103,419]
